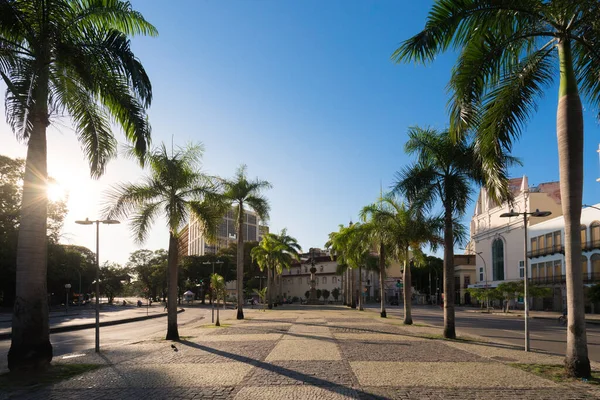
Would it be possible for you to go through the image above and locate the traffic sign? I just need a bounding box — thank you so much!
[396,281,402,288]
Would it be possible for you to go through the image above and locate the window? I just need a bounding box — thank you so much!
[554,259,562,278]
[592,254,600,278]
[304,267,307,273]
[492,239,505,281]
[545,233,553,249]
[531,263,538,279]
[519,261,524,278]
[479,267,483,282]
[320,266,324,272]
[464,276,470,288]
[582,255,588,277]
[582,225,588,249]
[554,231,562,249]
[455,276,461,289]
[530,237,538,252]
[591,222,600,244]
[322,277,327,284]
[333,277,337,284]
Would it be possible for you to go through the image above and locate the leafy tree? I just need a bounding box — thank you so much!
[99,262,130,304]
[2,0,156,371]
[221,165,271,319]
[253,287,268,311]
[322,289,330,301]
[0,155,68,307]
[180,254,235,304]
[497,281,552,312]
[393,0,600,378]
[331,287,340,302]
[316,289,322,300]
[305,290,310,300]
[210,273,226,326]
[127,249,168,300]
[104,143,224,341]
[217,241,260,294]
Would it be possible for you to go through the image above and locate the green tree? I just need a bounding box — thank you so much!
[99,262,130,304]
[221,165,271,319]
[331,287,340,302]
[393,0,600,377]
[251,230,300,309]
[253,287,268,311]
[210,273,226,326]
[2,0,156,371]
[321,289,330,302]
[362,195,441,325]
[394,127,487,335]
[127,249,168,300]
[104,143,224,341]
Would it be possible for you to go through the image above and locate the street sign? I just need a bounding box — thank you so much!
[396,281,402,288]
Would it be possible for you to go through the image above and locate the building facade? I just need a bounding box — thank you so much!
[185,208,261,256]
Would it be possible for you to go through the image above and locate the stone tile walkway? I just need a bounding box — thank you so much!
[4,307,600,399]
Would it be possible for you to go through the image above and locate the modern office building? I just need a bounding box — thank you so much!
[185,208,262,256]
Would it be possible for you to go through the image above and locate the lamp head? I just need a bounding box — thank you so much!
[102,219,120,225]
[531,209,551,217]
[499,209,520,218]
[75,218,93,225]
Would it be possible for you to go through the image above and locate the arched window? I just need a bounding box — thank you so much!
[591,254,600,278]
[591,222,600,245]
[582,255,589,277]
[492,239,505,281]
[581,224,588,249]
[322,277,327,284]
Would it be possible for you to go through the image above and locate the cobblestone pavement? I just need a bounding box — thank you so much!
[4,307,600,399]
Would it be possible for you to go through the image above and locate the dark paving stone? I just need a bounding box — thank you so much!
[339,340,488,362]
[243,360,356,386]
[210,326,290,335]
[328,325,405,335]
[358,387,593,400]
[13,387,237,400]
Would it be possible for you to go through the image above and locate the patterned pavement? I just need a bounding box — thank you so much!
[5,307,599,399]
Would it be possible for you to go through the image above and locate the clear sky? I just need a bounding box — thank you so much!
[2,0,600,265]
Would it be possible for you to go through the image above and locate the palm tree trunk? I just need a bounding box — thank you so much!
[165,233,180,340]
[403,246,413,325]
[350,268,356,308]
[215,292,220,326]
[558,39,590,378]
[358,265,364,310]
[379,243,387,318]
[236,205,245,319]
[443,201,456,339]
[8,66,52,371]
[267,266,273,309]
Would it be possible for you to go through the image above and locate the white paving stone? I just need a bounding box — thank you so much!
[235,386,358,399]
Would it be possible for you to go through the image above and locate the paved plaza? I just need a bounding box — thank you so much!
[3,307,600,399]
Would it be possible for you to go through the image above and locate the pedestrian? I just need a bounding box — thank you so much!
[163,301,168,311]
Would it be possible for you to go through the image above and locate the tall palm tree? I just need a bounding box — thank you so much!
[326,225,355,308]
[210,273,225,326]
[103,143,224,341]
[221,165,271,319]
[393,128,478,332]
[251,230,301,309]
[393,0,600,378]
[3,0,156,371]
[363,196,441,324]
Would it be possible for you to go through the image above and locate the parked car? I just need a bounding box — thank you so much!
[389,297,399,306]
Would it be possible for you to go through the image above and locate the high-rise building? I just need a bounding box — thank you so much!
[184,208,262,256]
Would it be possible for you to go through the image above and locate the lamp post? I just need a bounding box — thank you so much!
[203,260,224,323]
[75,218,120,353]
[500,208,551,352]
[64,283,71,314]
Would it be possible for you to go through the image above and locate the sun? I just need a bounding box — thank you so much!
[47,181,67,202]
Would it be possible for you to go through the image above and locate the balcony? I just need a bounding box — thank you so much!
[527,245,564,258]
[529,273,600,285]
[583,240,600,251]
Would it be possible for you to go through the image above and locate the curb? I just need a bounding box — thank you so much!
[0,308,185,341]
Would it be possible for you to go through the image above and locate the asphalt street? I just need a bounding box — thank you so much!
[375,304,600,361]
[0,307,211,361]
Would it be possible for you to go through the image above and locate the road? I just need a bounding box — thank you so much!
[375,305,600,361]
[0,307,211,361]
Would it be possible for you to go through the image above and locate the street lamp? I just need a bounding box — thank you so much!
[64,283,71,314]
[75,217,120,353]
[500,208,551,351]
[203,260,224,323]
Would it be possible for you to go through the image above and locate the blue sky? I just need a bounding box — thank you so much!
[2,0,600,264]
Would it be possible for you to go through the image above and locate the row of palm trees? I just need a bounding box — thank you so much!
[393,0,598,378]
[103,144,271,341]
[251,229,302,309]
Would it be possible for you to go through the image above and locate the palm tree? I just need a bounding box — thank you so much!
[103,143,224,341]
[363,196,441,324]
[221,165,271,319]
[393,0,599,378]
[210,273,225,326]
[251,230,301,309]
[3,0,156,371]
[393,127,476,333]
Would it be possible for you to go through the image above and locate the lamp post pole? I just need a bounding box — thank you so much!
[75,218,120,353]
[64,283,71,314]
[500,208,551,352]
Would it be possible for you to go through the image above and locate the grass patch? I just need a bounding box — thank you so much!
[510,363,600,385]
[0,364,102,391]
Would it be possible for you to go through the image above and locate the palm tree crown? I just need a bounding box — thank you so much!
[221,165,271,319]
[103,143,224,341]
